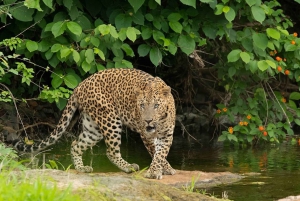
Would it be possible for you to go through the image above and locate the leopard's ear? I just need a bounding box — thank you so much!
[161,86,171,97]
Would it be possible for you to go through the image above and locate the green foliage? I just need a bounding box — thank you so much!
[0,143,26,171]
[1,0,300,144]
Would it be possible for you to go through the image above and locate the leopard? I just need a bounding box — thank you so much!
[13,68,176,179]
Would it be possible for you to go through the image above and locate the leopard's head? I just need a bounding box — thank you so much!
[135,78,173,136]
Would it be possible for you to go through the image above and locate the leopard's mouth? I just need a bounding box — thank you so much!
[146,126,156,133]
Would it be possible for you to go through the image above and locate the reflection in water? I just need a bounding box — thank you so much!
[38,133,300,201]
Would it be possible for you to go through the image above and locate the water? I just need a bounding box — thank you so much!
[37,133,300,201]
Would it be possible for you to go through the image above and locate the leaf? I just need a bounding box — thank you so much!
[109,25,119,38]
[94,48,105,61]
[180,0,196,8]
[121,44,135,57]
[290,92,300,100]
[141,27,152,40]
[91,37,100,47]
[72,50,80,63]
[253,33,268,50]
[126,27,137,42]
[81,61,91,72]
[10,5,34,22]
[240,52,250,64]
[51,21,67,38]
[115,14,132,30]
[60,47,72,58]
[26,40,38,52]
[42,0,53,9]
[64,73,79,89]
[251,6,265,24]
[224,7,236,22]
[63,0,73,10]
[294,119,300,126]
[51,74,63,89]
[24,0,43,11]
[178,35,195,55]
[266,60,276,69]
[138,44,151,57]
[228,67,236,78]
[257,60,269,71]
[149,47,162,66]
[128,0,145,12]
[67,21,82,36]
[246,0,257,6]
[51,44,62,52]
[227,49,241,62]
[85,49,94,64]
[169,21,183,33]
[167,13,182,22]
[222,6,230,13]
[266,28,280,40]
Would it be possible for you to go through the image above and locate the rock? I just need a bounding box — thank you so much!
[278,196,300,201]
[18,169,243,201]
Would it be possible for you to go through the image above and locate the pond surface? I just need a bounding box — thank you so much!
[38,133,300,201]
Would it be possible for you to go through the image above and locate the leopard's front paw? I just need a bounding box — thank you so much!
[124,163,139,173]
[163,167,176,175]
[144,169,163,180]
[76,166,93,173]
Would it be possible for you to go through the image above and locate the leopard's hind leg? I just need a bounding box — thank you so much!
[71,113,103,172]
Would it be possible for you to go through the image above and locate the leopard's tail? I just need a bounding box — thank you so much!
[12,94,78,153]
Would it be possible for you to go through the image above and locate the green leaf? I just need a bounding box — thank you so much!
[266,60,276,69]
[128,0,145,12]
[167,13,182,22]
[115,14,132,30]
[42,0,53,9]
[290,92,300,100]
[109,25,119,38]
[63,0,73,10]
[26,40,38,52]
[24,0,43,11]
[227,49,242,62]
[228,67,236,78]
[85,49,94,64]
[141,27,152,40]
[240,52,250,63]
[94,48,105,61]
[178,35,195,55]
[251,6,265,24]
[180,0,196,8]
[222,6,230,13]
[51,44,62,52]
[138,44,151,57]
[224,7,235,22]
[253,33,268,50]
[67,21,82,36]
[98,24,110,35]
[10,5,35,22]
[121,44,135,57]
[64,73,79,89]
[51,21,67,38]
[72,50,80,63]
[126,27,137,42]
[81,61,91,72]
[149,47,162,66]
[246,0,257,6]
[91,37,100,47]
[294,119,300,126]
[60,47,72,58]
[169,21,183,33]
[247,60,258,73]
[266,28,280,40]
[51,74,63,89]
[257,60,269,71]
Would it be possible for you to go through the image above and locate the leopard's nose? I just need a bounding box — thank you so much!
[145,119,153,124]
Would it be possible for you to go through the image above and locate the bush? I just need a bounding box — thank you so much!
[1,0,300,144]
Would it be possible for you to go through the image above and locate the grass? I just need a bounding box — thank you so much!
[0,143,80,201]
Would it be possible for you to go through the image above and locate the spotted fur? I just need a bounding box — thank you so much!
[13,68,176,179]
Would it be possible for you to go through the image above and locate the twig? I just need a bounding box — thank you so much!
[16,122,56,132]
[0,83,28,138]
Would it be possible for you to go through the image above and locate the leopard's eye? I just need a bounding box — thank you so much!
[154,104,159,109]
[140,103,145,109]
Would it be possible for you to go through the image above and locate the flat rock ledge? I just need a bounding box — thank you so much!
[17,169,243,201]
